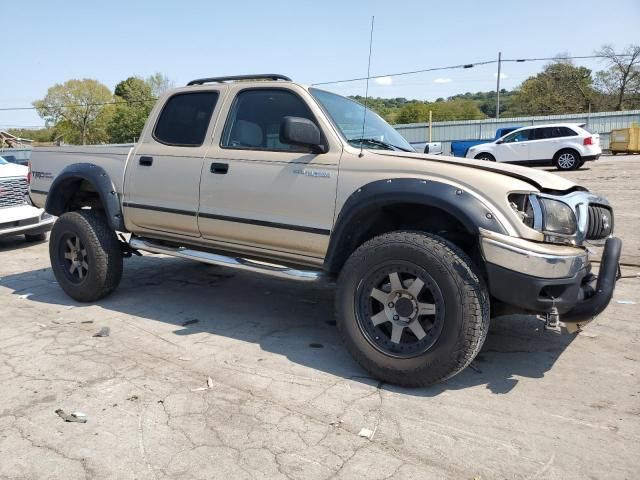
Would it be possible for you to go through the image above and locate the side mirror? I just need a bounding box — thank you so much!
[280,116,326,153]
[496,140,504,144]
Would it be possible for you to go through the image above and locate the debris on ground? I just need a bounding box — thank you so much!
[181,318,199,326]
[18,293,33,299]
[93,327,110,337]
[468,362,483,373]
[309,343,324,349]
[81,320,94,324]
[617,300,636,305]
[358,427,377,440]
[55,409,87,423]
[329,419,344,427]
[126,395,139,401]
[178,356,192,361]
[190,376,214,392]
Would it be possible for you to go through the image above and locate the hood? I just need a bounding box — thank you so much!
[374,151,579,192]
[0,161,28,179]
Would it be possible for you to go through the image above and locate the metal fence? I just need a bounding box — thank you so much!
[394,110,640,154]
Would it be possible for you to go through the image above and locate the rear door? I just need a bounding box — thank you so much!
[495,128,531,163]
[123,90,221,237]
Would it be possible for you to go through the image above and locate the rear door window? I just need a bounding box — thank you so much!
[153,92,219,146]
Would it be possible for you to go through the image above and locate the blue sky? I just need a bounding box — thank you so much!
[2,0,639,129]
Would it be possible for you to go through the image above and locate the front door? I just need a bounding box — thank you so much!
[123,90,220,237]
[198,86,341,261]
[495,128,531,163]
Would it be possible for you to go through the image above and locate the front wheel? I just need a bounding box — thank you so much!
[49,210,123,302]
[335,232,490,387]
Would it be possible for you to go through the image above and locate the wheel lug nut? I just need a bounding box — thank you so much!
[393,315,399,321]
[388,302,394,308]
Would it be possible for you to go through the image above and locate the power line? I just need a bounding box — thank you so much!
[311,53,633,86]
[0,53,634,113]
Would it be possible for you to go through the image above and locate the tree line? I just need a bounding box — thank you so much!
[7,45,639,144]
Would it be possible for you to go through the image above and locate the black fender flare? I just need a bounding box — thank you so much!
[324,178,508,272]
[45,163,126,231]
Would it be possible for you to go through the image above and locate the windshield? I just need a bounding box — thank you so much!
[309,88,413,152]
[0,156,7,165]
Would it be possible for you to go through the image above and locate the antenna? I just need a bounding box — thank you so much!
[359,15,375,158]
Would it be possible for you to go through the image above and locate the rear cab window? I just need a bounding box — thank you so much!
[153,92,219,146]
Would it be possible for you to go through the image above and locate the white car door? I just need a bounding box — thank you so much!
[494,128,532,163]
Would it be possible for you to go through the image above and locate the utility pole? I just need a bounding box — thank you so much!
[496,51,502,120]
[428,110,433,142]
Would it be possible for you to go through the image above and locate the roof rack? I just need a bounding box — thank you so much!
[187,74,292,86]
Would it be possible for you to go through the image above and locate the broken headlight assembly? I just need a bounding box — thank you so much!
[509,193,577,243]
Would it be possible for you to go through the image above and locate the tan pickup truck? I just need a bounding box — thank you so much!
[29,74,621,386]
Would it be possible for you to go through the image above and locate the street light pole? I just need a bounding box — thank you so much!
[496,51,502,119]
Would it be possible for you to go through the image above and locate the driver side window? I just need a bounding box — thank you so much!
[221,89,319,152]
[503,129,531,143]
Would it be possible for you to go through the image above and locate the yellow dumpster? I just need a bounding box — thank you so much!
[610,122,640,154]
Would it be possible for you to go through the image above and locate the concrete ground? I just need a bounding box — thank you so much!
[1,155,638,480]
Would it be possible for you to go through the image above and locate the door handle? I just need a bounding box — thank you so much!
[210,162,229,174]
[139,156,153,166]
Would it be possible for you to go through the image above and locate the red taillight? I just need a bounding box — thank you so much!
[583,136,593,146]
[27,161,32,184]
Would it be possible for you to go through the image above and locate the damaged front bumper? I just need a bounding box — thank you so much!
[480,229,622,327]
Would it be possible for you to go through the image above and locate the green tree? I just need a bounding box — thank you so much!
[146,72,174,98]
[510,60,596,116]
[594,44,640,110]
[33,79,113,145]
[395,102,431,123]
[107,77,155,143]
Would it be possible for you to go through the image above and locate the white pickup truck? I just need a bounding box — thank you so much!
[0,156,54,241]
[29,74,621,387]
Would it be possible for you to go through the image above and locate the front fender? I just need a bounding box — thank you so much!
[324,178,508,272]
[45,163,125,231]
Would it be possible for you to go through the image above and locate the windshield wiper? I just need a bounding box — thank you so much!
[349,138,412,152]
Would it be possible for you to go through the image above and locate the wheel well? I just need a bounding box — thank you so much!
[49,177,105,214]
[474,152,495,161]
[328,203,483,275]
[553,148,581,161]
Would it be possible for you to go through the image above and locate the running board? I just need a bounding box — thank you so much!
[129,237,327,282]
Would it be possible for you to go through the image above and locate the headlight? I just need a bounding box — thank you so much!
[508,194,577,238]
[538,198,577,235]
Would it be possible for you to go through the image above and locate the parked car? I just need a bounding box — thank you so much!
[30,74,621,387]
[466,124,601,170]
[410,142,443,155]
[450,127,521,157]
[0,156,54,241]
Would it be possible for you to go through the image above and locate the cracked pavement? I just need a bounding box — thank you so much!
[1,156,639,479]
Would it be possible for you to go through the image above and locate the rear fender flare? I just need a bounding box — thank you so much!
[45,163,125,231]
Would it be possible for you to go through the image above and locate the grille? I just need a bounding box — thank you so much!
[0,177,28,208]
[586,205,613,240]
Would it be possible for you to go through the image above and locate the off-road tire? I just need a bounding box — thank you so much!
[49,210,123,302]
[335,231,490,387]
[474,153,496,162]
[25,232,47,242]
[554,149,581,171]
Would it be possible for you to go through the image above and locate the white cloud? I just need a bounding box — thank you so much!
[433,78,453,84]
[493,72,508,79]
[374,76,393,86]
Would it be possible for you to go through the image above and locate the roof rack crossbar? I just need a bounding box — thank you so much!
[187,74,292,86]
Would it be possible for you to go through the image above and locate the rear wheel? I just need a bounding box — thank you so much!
[474,153,495,162]
[554,150,581,170]
[49,210,123,302]
[335,231,489,387]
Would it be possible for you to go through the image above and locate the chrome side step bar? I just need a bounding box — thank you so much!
[129,237,327,283]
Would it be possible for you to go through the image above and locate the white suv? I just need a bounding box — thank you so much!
[466,123,601,170]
